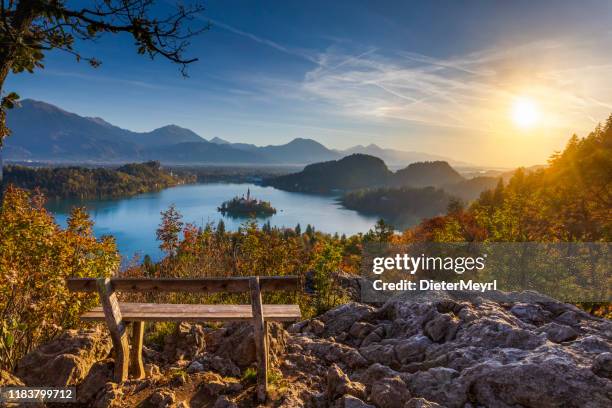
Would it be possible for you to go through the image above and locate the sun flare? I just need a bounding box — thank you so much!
[512,97,540,128]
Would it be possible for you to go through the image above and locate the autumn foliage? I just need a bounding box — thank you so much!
[0,187,119,370]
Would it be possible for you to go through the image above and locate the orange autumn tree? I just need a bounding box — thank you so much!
[0,186,119,370]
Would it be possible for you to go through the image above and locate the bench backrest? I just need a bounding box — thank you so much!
[66,276,299,294]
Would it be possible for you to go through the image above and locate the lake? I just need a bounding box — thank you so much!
[47,183,380,261]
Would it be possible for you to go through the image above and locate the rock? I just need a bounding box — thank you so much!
[461,355,612,408]
[16,328,111,386]
[310,319,326,336]
[510,303,550,324]
[213,396,238,408]
[279,292,612,408]
[146,389,176,408]
[556,310,580,326]
[0,370,24,386]
[359,344,397,366]
[145,363,161,377]
[404,367,462,407]
[205,322,287,368]
[404,398,445,408]
[317,302,376,337]
[423,314,458,343]
[197,355,241,377]
[394,335,431,364]
[326,364,366,401]
[361,330,382,347]
[288,320,309,334]
[77,360,113,403]
[369,377,411,408]
[186,361,204,373]
[334,394,375,408]
[536,322,579,343]
[296,336,367,368]
[592,352,612,379]
[572,335,612,354]
[349,322,375,340]
[201,372,242,396]
[163,323,205,362]
[93,382,123,408]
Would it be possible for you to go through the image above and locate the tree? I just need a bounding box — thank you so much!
[156,204,183,256]
[364,218,394,243]
[0,186,119,369]
[0,0,208,192]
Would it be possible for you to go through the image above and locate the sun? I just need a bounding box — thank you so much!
[512,97,540,128]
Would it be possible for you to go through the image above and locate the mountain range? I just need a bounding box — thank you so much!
[4,99,467,166]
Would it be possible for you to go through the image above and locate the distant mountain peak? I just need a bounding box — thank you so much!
[210,136,231,144]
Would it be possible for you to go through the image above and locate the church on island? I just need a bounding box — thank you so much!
[217,189,277,216]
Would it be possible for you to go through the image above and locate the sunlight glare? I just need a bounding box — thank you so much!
[512,97,540,129]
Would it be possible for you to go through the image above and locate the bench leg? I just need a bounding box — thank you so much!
[97,278,129,382]
[250,277,268,402]
[130,321,145,379]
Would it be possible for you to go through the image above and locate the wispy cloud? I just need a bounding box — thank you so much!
[209,19,320,64]
[293,38,612,137]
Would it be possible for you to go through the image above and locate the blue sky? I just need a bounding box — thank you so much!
[7,0,612,166]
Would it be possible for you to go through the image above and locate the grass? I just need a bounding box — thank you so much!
[144,322,177,348]
[241,367,257,384]
[241,367,284,387]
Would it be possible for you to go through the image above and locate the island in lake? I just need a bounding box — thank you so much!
[218,188,277,216]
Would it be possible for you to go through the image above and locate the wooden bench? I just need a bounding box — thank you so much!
[66,276,301,401]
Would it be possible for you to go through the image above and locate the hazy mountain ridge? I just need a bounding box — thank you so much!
[5,99,470,166]
[338,143,470,166]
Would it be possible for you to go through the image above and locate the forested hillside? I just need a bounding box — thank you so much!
[265,154,393,193]
[408,116,612,242]
[3,161,194,199]
[341,186,453,227]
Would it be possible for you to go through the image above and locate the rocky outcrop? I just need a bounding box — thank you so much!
[5,290,611,407]
[204,321,288,368]
[284,291,612,407]
[15,327,111,387]
[162,322,206,362]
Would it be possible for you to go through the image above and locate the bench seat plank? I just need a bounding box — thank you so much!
[81,303,301,322]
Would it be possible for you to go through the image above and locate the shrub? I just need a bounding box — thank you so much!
[0,186,119,370]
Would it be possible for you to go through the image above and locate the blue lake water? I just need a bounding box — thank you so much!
[47,183,380,261]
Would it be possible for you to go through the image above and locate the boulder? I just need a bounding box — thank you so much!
[404,398,445,408]
[334,394,375,408]
[369,376,411,408]
[536,322,579,343]
[16,328,111,386]
[186,361,205,374]
[592,352,612,379]
[204,322,287,368]
[317,302,376,337]
[77,360,113,404]
[145,389,176,408]
[92,382,123,408]
[326,364,366,401]
[213,396,238,408]
[423,314,458,343]
[394,335,431,364]
[461,356,612,408]
[163,323,205,362]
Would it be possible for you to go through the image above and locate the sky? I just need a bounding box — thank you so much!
[7,0,612,167]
